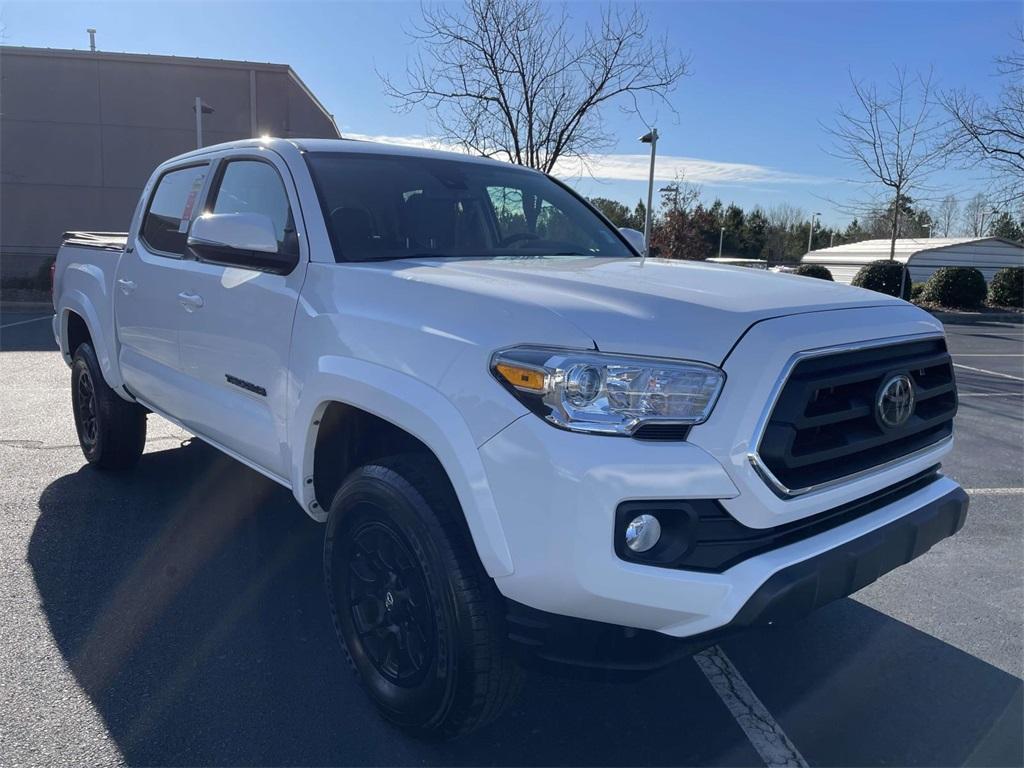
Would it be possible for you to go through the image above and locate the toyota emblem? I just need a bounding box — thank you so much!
[877,374,915,429]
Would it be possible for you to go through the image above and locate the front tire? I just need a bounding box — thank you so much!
[324,456,521,738]
[71,342,146,470]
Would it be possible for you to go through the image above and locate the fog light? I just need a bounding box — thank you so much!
[625,514,661,553]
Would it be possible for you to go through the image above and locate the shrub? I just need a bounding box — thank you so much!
[794,263,834,281]
[920,266,988,309]
[910,283,925,301]
[988,267,1024,307]
[851,259,911,299]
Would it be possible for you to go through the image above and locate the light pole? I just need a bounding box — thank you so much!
[639,128,659,264]
[807,211,821,255]
[829,231,836,248]
[979,208,999,236]
[718,226,725,258]
[193,97,214,149]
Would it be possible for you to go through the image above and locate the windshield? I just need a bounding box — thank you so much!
[305,152,635,262]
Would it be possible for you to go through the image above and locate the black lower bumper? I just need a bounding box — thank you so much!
[506,482,969,676]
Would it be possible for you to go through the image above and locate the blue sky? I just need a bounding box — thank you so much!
[2,0,1018,226]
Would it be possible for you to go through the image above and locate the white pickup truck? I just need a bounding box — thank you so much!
[53,137,967,737]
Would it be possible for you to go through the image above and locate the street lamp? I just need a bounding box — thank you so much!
[807,212,821,255]
[193,97,214,149]
[718,226,725,258]
[639,128,659,264]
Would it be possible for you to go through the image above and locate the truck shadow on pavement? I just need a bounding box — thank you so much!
[29,440,1023,767]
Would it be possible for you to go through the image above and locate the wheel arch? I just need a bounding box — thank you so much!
[57,290,126,393]
[289,359,515,578]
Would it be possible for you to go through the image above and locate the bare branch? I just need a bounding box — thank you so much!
[381,0,689,172]
[823,67,944,259]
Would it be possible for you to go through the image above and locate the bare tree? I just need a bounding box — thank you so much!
[933,194,960,237]
[658,173,702,214]
[962,192,997,237]
[942,28,1024,207]
[382,0,689,175]
[825,67,944,260]
[765,203,805,232]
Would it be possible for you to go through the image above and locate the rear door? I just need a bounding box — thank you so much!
[171,150,306,480]
[115,162,209,415]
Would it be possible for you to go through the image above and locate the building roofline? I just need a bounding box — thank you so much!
[0,45,340,138]
[1,44,291,72]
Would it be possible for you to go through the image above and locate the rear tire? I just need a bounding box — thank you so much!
[324,455,521,738]
[71,342,146,470]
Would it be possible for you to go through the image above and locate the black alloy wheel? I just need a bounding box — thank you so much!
[347,519,436,686]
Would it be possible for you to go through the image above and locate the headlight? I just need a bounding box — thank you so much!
[490,347,725,436]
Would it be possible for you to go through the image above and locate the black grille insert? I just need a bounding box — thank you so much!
[756,338,957,493]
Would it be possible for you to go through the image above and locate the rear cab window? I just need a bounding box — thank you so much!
[140,164,209,256]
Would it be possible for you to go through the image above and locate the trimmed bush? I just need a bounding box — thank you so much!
[794,263,834,281]
[920,266,988,309]
[851,259,912,299]
[988,267,1024,308]
[910,283,925,301]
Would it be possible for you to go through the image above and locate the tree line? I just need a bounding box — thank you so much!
[588,189,1024,263]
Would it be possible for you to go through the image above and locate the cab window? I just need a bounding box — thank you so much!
[140,164,208,256]
[209,159,298,257]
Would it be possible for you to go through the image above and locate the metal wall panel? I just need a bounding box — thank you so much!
[0,46,339,287]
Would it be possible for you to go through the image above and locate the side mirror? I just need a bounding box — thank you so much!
[188,213,297,274]
[618,227,646,255]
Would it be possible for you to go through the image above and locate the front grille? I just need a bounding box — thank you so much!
[756,338,957,494]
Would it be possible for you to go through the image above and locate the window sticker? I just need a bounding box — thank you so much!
[178,173,207,232]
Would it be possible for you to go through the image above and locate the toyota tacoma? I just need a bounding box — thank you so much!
[52,137,967,736]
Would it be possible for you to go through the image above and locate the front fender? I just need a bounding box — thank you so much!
[289,356,515,578]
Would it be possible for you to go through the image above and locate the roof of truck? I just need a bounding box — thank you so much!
[167,137,536,171]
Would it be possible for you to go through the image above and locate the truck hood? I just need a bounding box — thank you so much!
[395,255,903,364]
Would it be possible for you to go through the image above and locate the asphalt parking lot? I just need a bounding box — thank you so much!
[1,310,1021,767]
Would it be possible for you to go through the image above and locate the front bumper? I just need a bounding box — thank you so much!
[481,414,967,639]
[504,482,968,672]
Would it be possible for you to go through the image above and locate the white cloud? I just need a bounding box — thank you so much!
[343,132,821,186]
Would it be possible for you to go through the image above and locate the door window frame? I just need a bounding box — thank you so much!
[198,153,306,273]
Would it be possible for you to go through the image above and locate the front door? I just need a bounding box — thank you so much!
[172,152,306,480]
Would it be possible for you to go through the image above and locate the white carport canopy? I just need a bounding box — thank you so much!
[801,237,1024,285]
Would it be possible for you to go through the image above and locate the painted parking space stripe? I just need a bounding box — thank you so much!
[958,392,1024,397]
[0,315,50,329]
[964,487,1024,495]
[953,363,1024,382]
[695,645,809,768]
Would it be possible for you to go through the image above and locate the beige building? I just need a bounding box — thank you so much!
[0,45,340,285]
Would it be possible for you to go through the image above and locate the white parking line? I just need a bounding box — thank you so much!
[953,363,1024,382]
[695,645,808,768]
[965,487,1024,495]
[0,315,50,329]
[958,392,1023,397]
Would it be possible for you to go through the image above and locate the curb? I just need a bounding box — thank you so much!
[926,310,1023,325]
